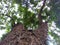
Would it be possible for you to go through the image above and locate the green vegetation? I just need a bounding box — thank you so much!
[0,0,60,45]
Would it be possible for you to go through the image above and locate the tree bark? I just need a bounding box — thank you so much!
[38,0,46,25]
[0,22,48,45]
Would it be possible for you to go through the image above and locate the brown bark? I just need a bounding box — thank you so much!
[0,22,48,45]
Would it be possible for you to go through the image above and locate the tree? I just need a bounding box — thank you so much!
[0,0,59,45]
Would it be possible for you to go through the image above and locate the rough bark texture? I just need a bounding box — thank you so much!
[0,22,48,45]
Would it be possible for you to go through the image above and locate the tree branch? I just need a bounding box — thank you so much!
[2,14,12,19]
[5,14,12,19]
[5,14,15,21]
[2,14,15,27]
[38,0,46,25]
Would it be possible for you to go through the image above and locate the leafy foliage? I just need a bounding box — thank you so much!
[0,0,60,45]
[49,0,60,28]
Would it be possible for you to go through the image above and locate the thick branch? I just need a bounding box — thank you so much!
[38,0,46,25]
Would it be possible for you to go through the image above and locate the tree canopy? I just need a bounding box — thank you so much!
[0,0,60,45]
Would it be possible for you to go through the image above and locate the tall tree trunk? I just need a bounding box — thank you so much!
[0,22,48,45]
